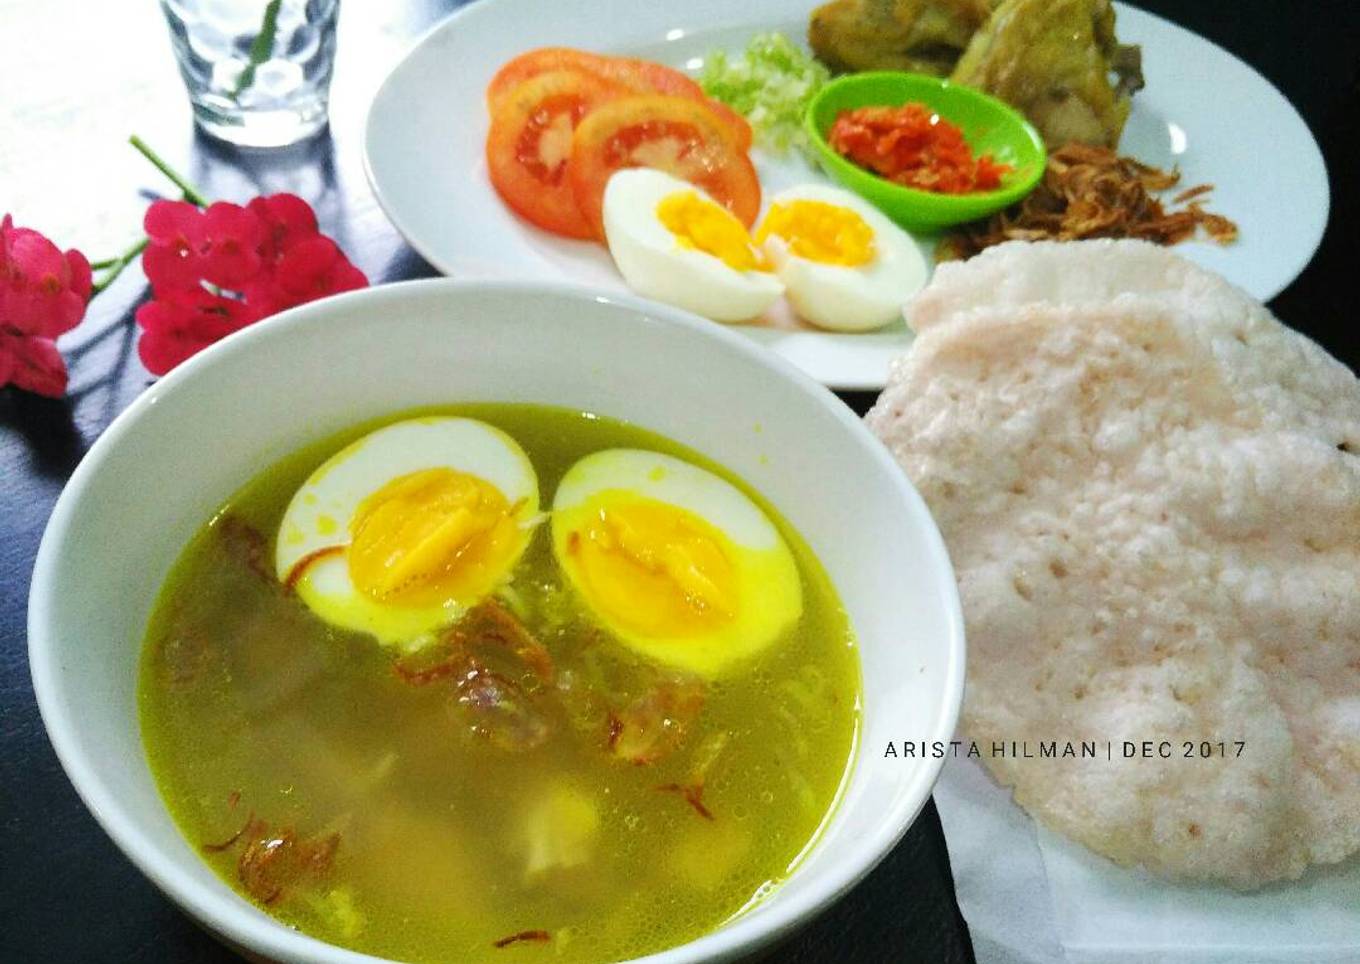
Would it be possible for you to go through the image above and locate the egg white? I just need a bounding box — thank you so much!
[276,417,539,647]
[759,183,928,333]
[603,169,784,323]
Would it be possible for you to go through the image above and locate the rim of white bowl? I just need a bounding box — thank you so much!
[28,278,965,964]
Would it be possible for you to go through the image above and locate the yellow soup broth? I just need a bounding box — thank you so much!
[139,404,860,963]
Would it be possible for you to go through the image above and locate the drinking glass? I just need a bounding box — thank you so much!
[159,0,340,147]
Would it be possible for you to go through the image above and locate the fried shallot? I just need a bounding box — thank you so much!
[942,143,1238,259]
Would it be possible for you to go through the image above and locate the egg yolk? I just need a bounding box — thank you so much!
[347,467,520,606]
[657,191,766,272]
[565,496,738,639]
[755,200,875,266]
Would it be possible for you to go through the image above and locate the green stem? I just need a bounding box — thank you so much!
[129,135,211,208]
[90,237,150,296]
[84,137,216,302]
[232,0,283,97]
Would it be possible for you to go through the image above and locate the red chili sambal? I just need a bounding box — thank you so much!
[828,103,1011,194]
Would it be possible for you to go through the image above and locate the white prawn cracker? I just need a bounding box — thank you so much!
[870,240,1360,888]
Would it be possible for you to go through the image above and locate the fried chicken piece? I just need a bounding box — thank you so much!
[809,0,996,76]
[950,0,1143,148]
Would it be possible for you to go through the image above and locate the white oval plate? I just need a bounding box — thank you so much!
[363,0,1329,390]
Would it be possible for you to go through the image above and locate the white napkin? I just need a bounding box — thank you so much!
[933,755,1360,964]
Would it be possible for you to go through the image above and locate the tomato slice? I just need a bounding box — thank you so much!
[485,70,627,239]
[568,95,761,240]
[488,48,752,151]
[694,99,753,154]
[487,48,617,106]
[610,61,753,151]
[589,59,754,154]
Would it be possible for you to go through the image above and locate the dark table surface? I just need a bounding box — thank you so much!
[2,2,1356,962]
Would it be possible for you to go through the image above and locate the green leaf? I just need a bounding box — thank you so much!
[699,32,830,159]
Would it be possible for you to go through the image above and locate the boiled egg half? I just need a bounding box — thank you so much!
[602,168,784,323]
[551,449,802,677]
[755,183,927,332]
[275,417,539,648]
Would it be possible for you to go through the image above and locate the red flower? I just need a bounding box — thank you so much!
[143,199,269,292]
[134,193,367,376]
[199,202,265,289]
[134,287,260,376]
[143,200,209,293]
[0,330,69,398]
[1,214,91,338]
[247,235,368,315]
[1,214,90,397]
[248,193,319,261]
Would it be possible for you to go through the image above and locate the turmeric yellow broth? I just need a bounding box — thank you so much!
[139,404,860,963]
